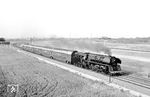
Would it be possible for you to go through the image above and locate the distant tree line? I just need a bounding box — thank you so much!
[99,37,150,44]
[99,37,112,40]
[0,38,5,41]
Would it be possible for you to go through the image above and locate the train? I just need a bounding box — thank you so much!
[15,44,122,75]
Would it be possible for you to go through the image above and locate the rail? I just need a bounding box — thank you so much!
[114,75,150,89]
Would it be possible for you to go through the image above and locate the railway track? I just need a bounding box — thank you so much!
[114,75,150,89]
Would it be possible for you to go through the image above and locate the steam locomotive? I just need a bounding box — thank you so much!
[17,44,122,75]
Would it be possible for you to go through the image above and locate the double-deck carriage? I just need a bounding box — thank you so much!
[20,44,72,63]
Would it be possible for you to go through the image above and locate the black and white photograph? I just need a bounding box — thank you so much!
[0,0,150,97]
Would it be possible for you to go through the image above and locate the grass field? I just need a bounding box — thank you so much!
[111,49,150,59]
[0,45,135,97]
[104,42,150,52]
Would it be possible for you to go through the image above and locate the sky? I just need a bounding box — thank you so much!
[0,0,150,39]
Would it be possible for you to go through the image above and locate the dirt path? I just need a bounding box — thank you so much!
[0,46,135,97]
